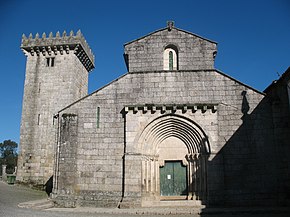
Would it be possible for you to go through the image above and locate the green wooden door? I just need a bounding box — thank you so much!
[160,161,187,196]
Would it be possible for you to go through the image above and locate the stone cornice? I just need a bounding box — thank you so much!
[124,103,218,114]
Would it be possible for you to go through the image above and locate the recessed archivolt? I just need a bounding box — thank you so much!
[138,114,210,156]
[150,120,203,153]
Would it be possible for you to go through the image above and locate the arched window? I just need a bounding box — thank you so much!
[169,51,173,70]
[164,46,178,70]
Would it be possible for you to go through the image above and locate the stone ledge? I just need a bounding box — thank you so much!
[124,103,218,114]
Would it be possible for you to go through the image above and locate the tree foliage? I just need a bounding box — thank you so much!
[0,140,18,174]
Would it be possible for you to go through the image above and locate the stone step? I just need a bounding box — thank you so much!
[18,198,54,210]
[142,199,205,208]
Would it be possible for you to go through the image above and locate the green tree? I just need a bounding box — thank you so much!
[0,140,18,174]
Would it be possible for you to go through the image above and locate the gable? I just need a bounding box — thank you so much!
[124,24,217,72]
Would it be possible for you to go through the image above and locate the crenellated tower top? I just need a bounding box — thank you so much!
[21,30,95,72]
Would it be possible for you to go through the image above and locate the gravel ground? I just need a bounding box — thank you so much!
[1,180,289,217]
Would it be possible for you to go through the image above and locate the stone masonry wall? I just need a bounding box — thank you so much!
[53,114,79,207]
[18,44,90,186]
[124,27,217,72]
[264,70,290,206]
[53,70,273,207]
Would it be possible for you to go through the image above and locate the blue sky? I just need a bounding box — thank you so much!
[0,0,289,144]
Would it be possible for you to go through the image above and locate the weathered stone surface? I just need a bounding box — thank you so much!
[52,67,269,207]
[124,27,217,72]
[19,23,290,208]
[17,31,93,186]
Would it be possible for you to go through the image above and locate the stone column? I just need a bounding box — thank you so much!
[141,156,160,205]
[187,161,192,200]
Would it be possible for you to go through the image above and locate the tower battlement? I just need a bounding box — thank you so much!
[21,30,95,72]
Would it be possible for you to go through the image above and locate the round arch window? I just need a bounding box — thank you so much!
[163,46,178,70]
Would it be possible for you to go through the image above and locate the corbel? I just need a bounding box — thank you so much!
[212,105,217,113]
[65,45,70,54]
[202,105,207,113]
[42,47,46,56]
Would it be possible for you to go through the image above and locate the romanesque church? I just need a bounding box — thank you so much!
[17,22,290,208]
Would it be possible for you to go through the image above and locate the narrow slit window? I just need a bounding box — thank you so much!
[163,46,178,70]
[46,57,55,67]
[51,57,55,67]
[96,107,100,128]
[169,51,173,70]
[37,114,40,125]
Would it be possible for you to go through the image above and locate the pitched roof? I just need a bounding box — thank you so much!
[124,26,217,46]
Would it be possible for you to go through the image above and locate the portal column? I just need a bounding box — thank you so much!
[141,156,159,202]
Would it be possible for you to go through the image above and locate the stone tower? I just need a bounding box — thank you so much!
[17,30,94,186]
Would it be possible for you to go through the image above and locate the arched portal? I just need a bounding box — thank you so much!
[137,114,210,203]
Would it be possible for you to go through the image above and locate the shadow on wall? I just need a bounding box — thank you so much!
[203,90,290,210]
[45,176,53,196]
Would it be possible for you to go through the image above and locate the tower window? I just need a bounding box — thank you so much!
[163,46,178,70]
[46,57,55,67]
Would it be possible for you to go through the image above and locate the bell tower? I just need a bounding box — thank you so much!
[17,30,94,186]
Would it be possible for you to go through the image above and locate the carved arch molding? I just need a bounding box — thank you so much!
[124,110,211,203]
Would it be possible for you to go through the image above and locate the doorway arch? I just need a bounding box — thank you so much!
[138,114,210,202]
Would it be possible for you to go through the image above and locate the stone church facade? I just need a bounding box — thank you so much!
[18,22,290,208]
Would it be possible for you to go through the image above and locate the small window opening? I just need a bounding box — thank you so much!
[169,51,173,70]
[51,57,55,67]
[96,107,100,128]
[46,57,55,67]
[163,46,178,70]
[37,114,40,125]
